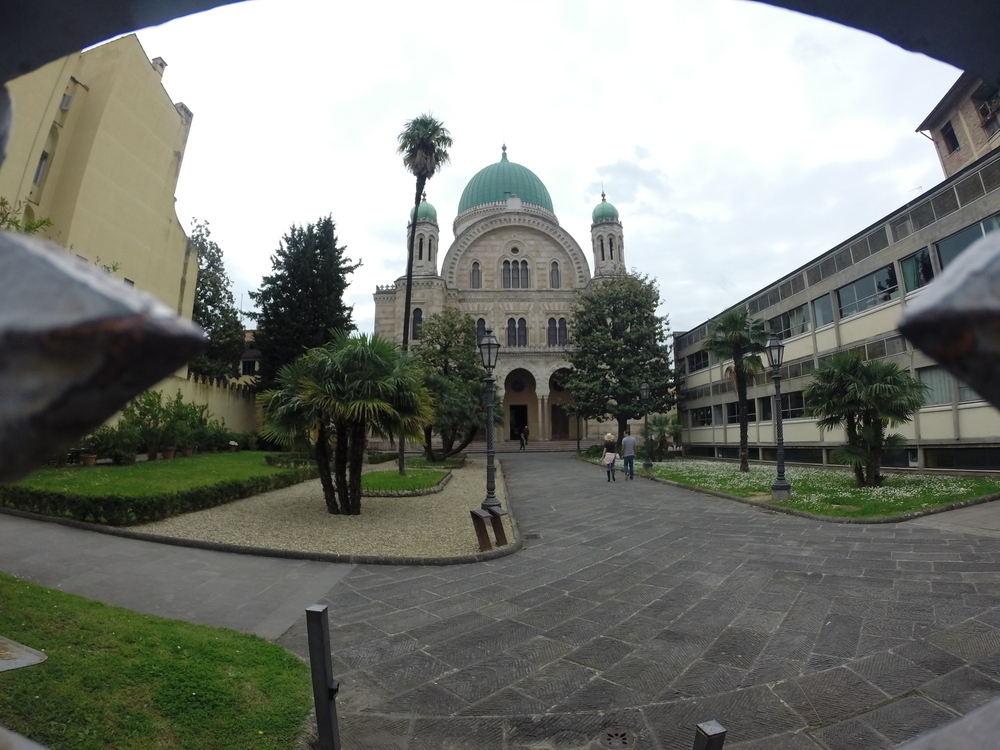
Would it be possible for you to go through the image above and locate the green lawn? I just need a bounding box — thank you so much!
[647,459,1000,519]
[361,470,448,492]
[20,453,287,497]
[0,572,311,750]
[405,457,464,469]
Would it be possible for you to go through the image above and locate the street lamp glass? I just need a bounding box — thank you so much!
[478,328,501,373]
[639,382,650,401]
[764,335,785,369]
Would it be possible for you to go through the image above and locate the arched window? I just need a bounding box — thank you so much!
[558,318,568,345]
[520,260,529,288]
[609,236,615,260]
[600,237,605,262]
[550,261,561,289]
[428,237,434,262]
[507,318,517,347]
[412,308,422,340]
[477,318,487,342]
[548,318,557,346]
[517,318,527,347]
[511,260,520,289]
[471,261,481,289]
[502,260,512,289]
[418,237,423,261]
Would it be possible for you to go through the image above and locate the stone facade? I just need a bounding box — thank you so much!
[374,149,626,443]
[918,71,1000,178]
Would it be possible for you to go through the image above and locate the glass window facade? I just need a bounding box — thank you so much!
[836,265,898,319]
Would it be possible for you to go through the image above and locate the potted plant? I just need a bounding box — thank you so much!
[80,425,116,466]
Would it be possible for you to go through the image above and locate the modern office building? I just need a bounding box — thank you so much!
[374,146,628,443]
[674,114,1000,470]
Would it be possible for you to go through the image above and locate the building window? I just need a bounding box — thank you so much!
[32,151,50,185]
[518,317,527,347]
[836,265,898,320]
[687,350,710,373]
[520,260,529,288]
[511,259,521,288]
[503,261,512,288]
[242,360,256,376]
[600,237,605,261]
[757,396,773,421]
[550,261,561,289]
[558,318,567,345]
[609,236,615,260]
[813,295,834,327]
[769,303,810,339]
[942,121,961,153]
[937,223,984,270]
[504,259,529,289]
[428,237,434,262]
[411,308,422,340]
[418,237,423,261]
[713,404,724,425]
[471,261,481,289]
[507,318,517,346]
[780,391,805,419]
[726,400,756,424]
[900,248,934,293]
[548,318,557,346]
[477,318,486,342]
[918,366,952,405]
[690,407,713,427]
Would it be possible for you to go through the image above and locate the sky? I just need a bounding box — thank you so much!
[132,0,961,338]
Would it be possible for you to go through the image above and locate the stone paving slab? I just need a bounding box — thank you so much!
[276,454,1000,748]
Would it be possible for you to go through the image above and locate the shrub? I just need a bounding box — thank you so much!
[0,467,318,526]
[119,391,167,459]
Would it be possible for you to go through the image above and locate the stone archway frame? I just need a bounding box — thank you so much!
[441,213,591,291]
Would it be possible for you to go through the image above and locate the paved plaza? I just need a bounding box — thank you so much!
[6,454,1000,748]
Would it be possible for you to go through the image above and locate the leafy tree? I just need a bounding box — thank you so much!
[248,216,359,390]
[258,333,432,515]
[805,352,926,487]
[0,196,51,234]
[564,273,673,444]
[188,220,244,379]
[397,114,452,354]
[702,308,768,472]
[412,308,501,460]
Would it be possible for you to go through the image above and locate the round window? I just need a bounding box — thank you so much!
[511,379,525,393]
[510,247,520,255]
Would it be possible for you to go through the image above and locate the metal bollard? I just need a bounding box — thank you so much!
[693,720,726,750]
[306,605,341,750]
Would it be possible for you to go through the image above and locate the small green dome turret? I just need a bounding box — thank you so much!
[592,191,619,223]
[457,145,554,214]
[410,192,437,223]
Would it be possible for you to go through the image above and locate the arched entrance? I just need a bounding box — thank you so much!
[549,368,578,440]
[503,368,537,442]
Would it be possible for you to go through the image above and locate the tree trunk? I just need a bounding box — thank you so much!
[737,369,750,472]
[315,423,339,514]
[617,415,629,447]
[347,420,367,515]
[845,415,865,487]
[397,175,427,477]
[334,421,349,512]
[439,426,478,460]
[422,425,437,461]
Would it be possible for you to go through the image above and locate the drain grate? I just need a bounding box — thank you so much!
[599,726,636,749]
[524,533,541,540]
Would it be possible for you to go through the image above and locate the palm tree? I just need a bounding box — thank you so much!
[702,308,768,472]
[258,356,342,514]
[396,113,452,476]
[397,113,452,354]
[806,354,926,487]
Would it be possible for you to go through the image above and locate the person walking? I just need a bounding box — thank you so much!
[622,429,637,480]
[519,425,529,451]
[602,432,618,482]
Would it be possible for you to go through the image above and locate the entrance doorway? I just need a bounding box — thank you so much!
[510,405,527,441]
[551,404,570,440]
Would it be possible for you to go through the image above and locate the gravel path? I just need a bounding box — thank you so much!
[135,458,513,559]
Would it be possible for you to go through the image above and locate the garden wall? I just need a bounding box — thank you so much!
[153,374,257,433]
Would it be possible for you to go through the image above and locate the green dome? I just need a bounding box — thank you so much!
[457,145,554,214]
[409,193,437,223]
[592,192,619,223]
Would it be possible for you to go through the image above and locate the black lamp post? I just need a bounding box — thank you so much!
[640,381,653,470]
[478,328,501,511]
[765,335,791,502]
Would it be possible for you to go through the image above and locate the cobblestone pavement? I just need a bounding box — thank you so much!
[275,453,1000,749]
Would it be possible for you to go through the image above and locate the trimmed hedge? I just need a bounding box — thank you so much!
[0,466,317,526]
[264,453,314,469]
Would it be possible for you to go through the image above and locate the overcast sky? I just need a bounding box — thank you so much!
[133,0,960,338]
